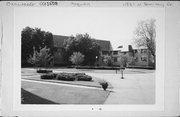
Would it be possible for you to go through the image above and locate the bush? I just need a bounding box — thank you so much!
[69,52,84,66]
[37,69,52,73]
[41,73,56,79]
[74,73,92,81]
[40,72,92,81]
[55,73,76,81]
[99,81,108,91]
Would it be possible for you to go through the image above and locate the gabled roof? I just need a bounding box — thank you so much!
[53,35,113,51]
[95,39,113,51]
[53,35,69,47]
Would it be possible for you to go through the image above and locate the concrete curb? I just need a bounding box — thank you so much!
[21,77,105,89]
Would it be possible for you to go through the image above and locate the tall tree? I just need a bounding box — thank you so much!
[63,33,100,65]
[28,46,54,68]
[21,26,34,64]
[134,19,156,65]
[21,26,54,66]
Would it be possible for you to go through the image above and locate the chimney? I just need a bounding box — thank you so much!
[128,45,134,57]
[128,45,133,52]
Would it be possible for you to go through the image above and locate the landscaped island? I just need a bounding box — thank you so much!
[21,69,112,104]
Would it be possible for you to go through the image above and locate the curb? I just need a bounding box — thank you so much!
[22,78,104,89]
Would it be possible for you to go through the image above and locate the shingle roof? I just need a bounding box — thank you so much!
[53,35,113,51]
[95,39,113,51]
[53,35,69,47]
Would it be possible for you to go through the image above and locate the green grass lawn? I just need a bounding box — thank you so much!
[21,88,58,104]
[22,81,110,104]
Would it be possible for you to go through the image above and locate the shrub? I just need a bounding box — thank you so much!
[37,69,52,73]
[55,73,76,81]
[99,81,108,91]
[40,72,92,82]
[74,73,92,81]
[41,73,55,79]
[69,52,85,66]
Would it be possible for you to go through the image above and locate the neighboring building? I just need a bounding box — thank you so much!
[131,47,155,67]
[111,45,155,68]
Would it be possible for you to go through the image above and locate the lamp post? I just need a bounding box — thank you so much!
[120,65,125,79]
[118,45,125,79]
[95,56,98,66]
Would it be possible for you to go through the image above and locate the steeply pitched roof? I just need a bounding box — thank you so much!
[95,39,113,51]
[53,35,113,51]
[53,35,69,47]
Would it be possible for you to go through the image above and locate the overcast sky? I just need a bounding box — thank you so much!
[14,7,164,50]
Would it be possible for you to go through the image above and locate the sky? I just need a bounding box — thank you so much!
[14,7,164,50]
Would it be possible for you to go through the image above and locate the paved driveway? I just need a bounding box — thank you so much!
[86,72,155,104]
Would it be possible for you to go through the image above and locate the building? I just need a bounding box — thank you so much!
[131,49,155,67]
[53,35,69,66]
[52,35,113,66]
[111,45,155,68]
[52,35,154,68]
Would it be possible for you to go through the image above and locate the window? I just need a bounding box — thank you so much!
[114,57,118,62]
[143,50,147,53]
[134,57,138,62]
[134,50,138,53]
[113,51,118,55]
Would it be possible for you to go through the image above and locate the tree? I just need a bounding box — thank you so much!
[103,55,113,66]
[21,26,34,65]
[28,46,54,69]
[69,52,84,66]
[134,19,156,66]
[21,26,54,66]
[119,54,133,67]
[119,54,129,67]
[63,33,100,65]
[27,47,39,68]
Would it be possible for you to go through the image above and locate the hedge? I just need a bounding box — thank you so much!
[40,72,92,81]
[37,69,53,73]
[76,66,125,70]
[73,73,92,81]
[41,73,56,79]
[55,73,76,81]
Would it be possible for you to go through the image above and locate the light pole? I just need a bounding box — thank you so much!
[118,45,125,79]
[95,56,98,66]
